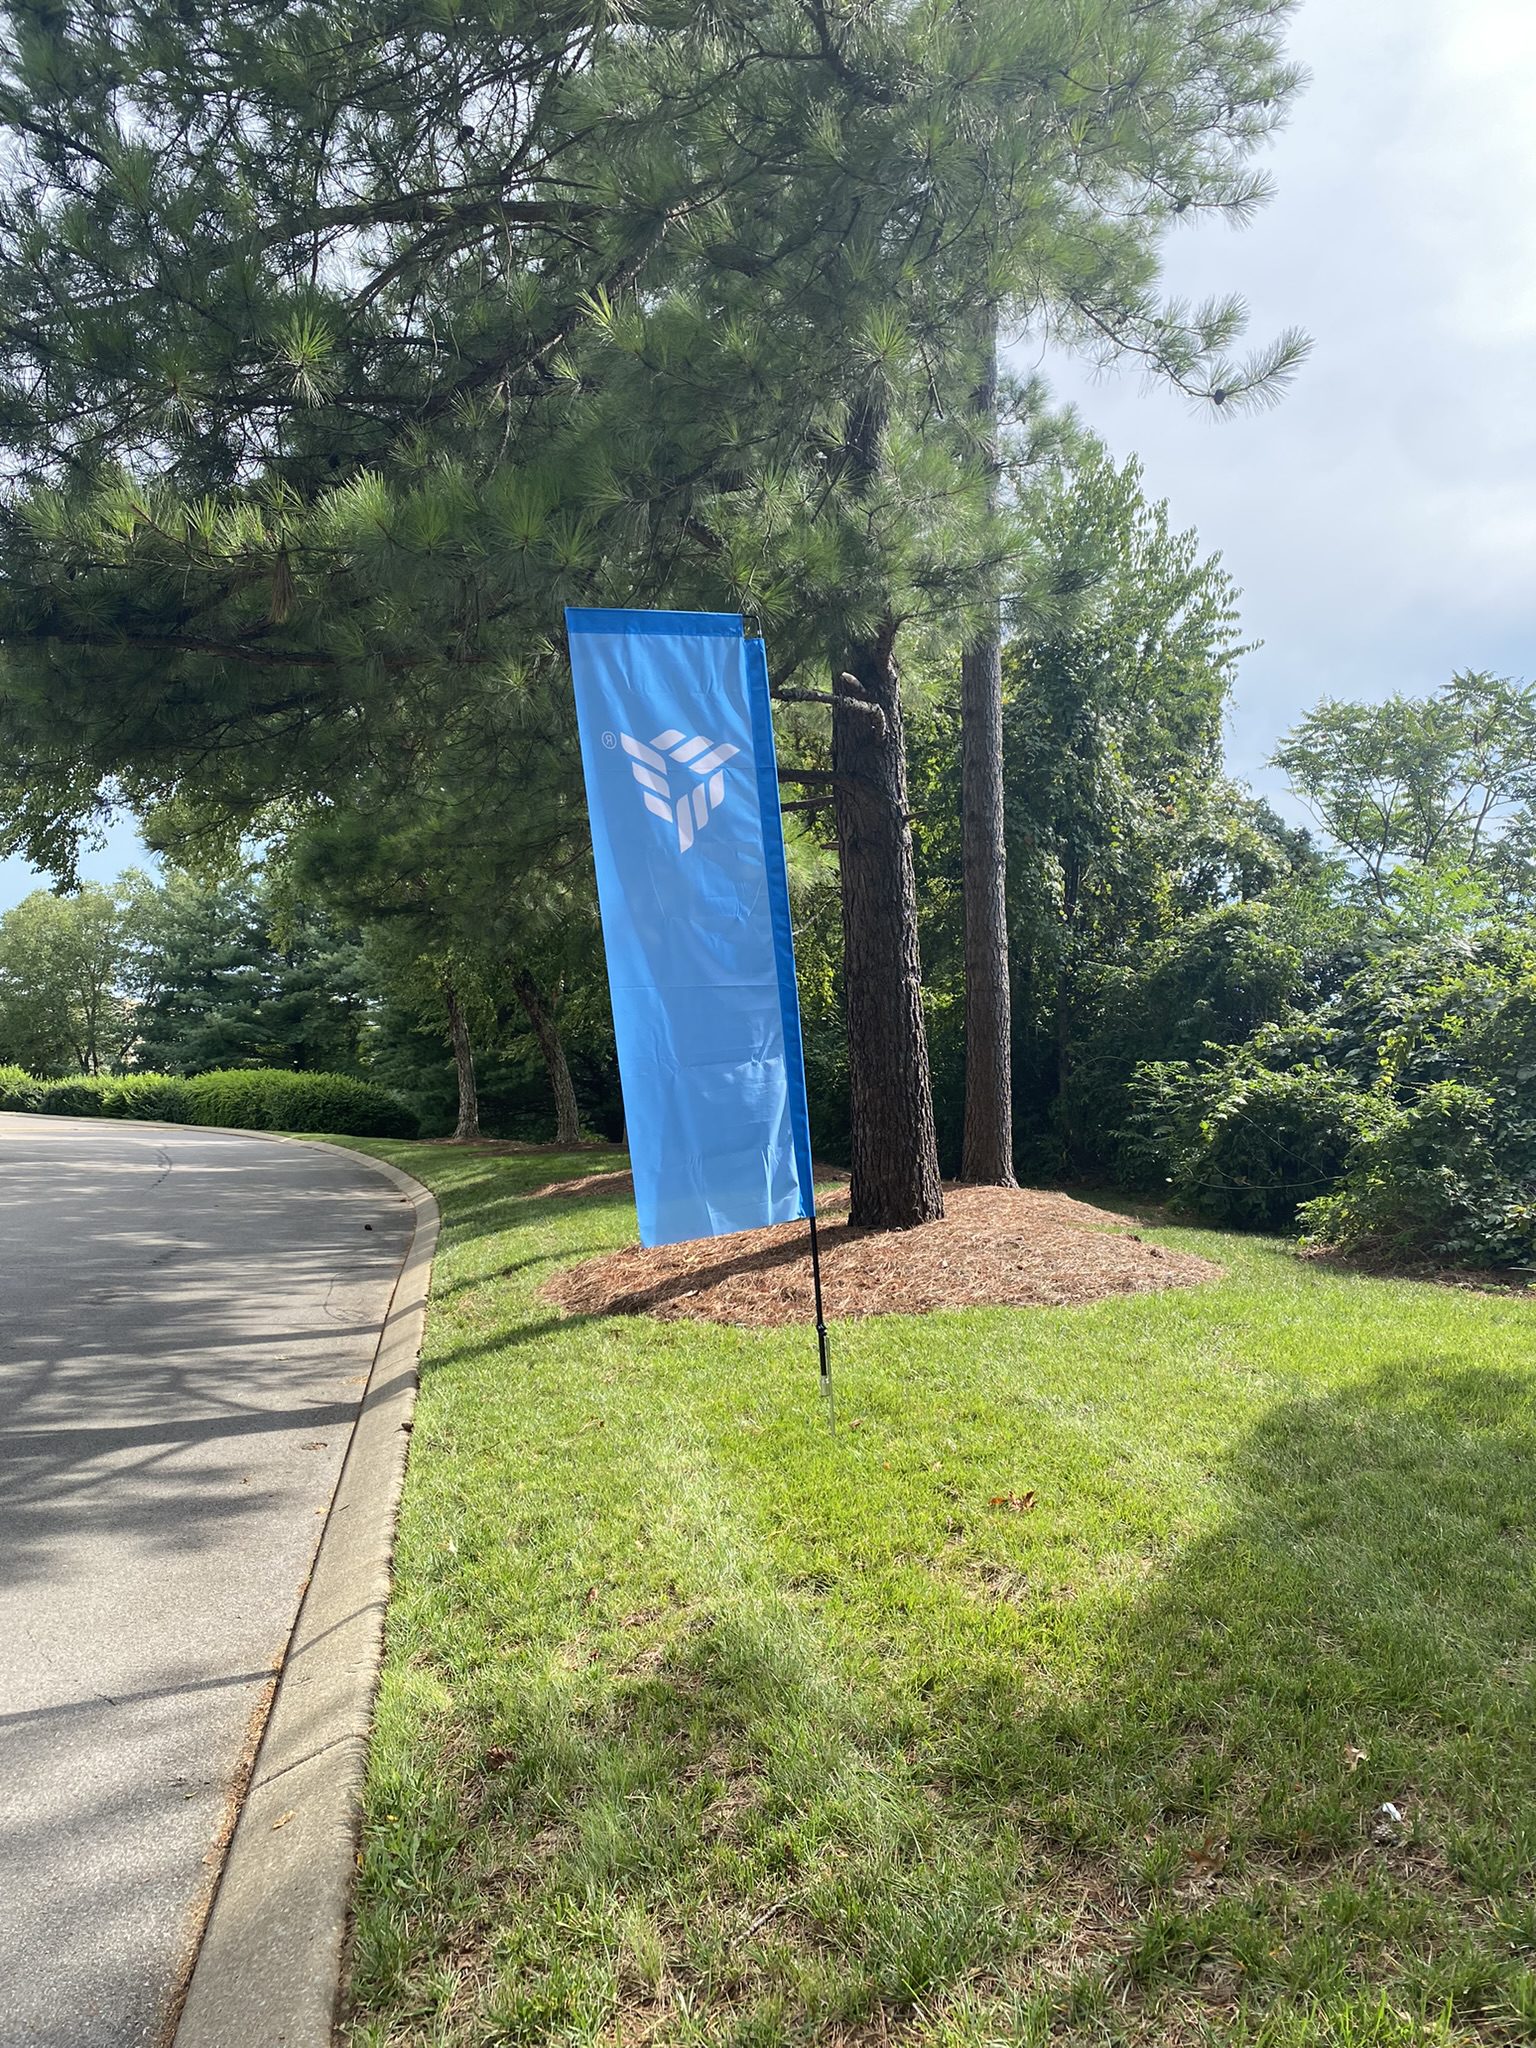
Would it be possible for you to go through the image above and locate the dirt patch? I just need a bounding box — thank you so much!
[539,1184,1222,1326]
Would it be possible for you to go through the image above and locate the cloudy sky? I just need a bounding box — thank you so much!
[1038,0,1536,805]
[2,0,1532,908]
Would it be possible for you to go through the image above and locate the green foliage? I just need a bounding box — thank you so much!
[10,1064,414,1135]
[34,1072,193,1120]
[1068,902,1312,1167]
[1274,672,1536,905]
[0,879,149,1074]
[0,0,1306,888]
[131,873,370,1075]
[1294,927,1536,1265]
[0,1062,43,1109]
[911,451,1317,1176]
[1301,1084,1536,1268]
[1130,925,1536,1263]
[0,0,1309,1207]
[1127,1056,1381,1230]
[181,1069,417,1139]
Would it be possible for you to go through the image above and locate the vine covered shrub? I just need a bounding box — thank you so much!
[1302,1083,1536,1267]
[1126,1055,1380,1230]
[183,1068,417,1137]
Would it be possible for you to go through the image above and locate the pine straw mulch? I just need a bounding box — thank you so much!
[538,1183,1223,1327]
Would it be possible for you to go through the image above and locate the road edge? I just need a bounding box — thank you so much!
[171,1139,440,2048]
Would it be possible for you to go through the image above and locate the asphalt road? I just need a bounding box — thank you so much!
[0,1115,417,2048]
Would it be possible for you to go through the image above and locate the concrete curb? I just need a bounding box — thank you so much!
[171,1138,440,2048]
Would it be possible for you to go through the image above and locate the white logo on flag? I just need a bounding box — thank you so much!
[620,729,740,852]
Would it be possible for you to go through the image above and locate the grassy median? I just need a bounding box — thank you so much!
[339,1141,1536,2047]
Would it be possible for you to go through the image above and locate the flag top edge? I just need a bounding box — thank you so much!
[565,605,743,639]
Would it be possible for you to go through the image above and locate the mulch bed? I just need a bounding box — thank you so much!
[538,1183,1223,1326]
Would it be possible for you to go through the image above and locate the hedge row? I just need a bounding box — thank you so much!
[0,1065,417,1138]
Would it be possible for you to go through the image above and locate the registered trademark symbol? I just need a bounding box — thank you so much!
[601,730,617,750]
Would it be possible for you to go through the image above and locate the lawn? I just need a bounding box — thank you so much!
[339,1142,1536,2047]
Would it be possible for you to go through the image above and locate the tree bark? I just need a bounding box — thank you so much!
[833,625,944,1230]
[443,979,481,1142]
[513,966,581,1146]
[960,303,1016,1186]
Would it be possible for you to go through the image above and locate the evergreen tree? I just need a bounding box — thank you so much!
[0,0,1306,1226]
[130,874,369,1074]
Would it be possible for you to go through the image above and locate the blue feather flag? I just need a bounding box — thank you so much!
[566,607,815,1250]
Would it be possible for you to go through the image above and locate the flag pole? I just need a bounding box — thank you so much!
[807,1204,833,1431]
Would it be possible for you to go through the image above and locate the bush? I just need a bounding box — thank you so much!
[0,1063,44,1110]
[35,1073,195,1120]
[1126,1056,1379,1230]
[183,1068,418,1138]
[94,1074,195,1120]
[34,1078,119,1116]
[1301,1082,1536,1268]
[2,1065,415,1137]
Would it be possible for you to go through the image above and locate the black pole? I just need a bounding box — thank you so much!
[807,1207,833,1431]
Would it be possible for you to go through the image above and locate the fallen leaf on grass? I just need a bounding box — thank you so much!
[1345,1744,1368,1771]
[989,1491,1037,1513]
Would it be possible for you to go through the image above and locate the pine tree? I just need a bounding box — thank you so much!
[0,0,1307,1228]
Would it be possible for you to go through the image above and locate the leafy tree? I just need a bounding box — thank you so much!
[1000,454,1264,1165]
[1273,672,1536,902]
[262,690,601,1145]
[0,879,148,1073]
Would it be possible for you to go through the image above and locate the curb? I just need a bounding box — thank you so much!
[170,1138,440,2048]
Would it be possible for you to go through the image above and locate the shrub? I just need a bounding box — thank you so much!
[0,1064,44,1110]
[2,1065,415,1137]
[1301,1082,1536,1268]
[35,1078,113,1116]
[1126,1056,1380,1230]
[29,1073,194,1119]
[183,1068,417,1138]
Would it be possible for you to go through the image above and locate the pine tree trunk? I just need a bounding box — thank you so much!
[1056,853,1081,1171]
[514,966,582,1146]
[959,305,1016,1186]
[833,626,944,1231]
[443,980,481,1142]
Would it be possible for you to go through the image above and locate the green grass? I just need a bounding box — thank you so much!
[339,1142,1536,2047]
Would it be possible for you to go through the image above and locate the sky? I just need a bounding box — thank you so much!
[1035,0,1536,807]
[2,0,1533,908]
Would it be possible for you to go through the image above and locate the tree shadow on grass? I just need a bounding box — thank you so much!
[353,1360,1536,2044]
[933,1359,1536,2024]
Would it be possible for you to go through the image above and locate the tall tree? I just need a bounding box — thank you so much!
[958,304,1015,1185]
[0,0,1306,1228]
[1273,673,1536,902]
[1002,453,1251,1164]
[131,872,368,1073]
[0,879,148,1074]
